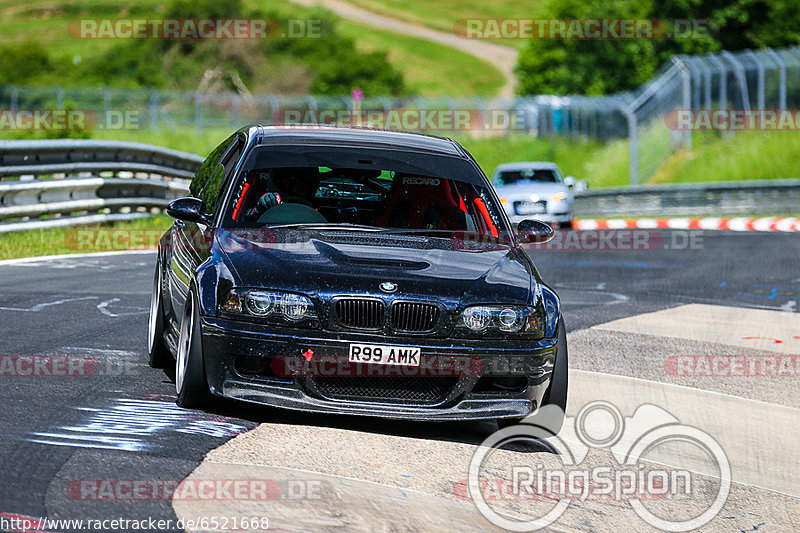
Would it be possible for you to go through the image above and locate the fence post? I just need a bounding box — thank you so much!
[623,106,638,185]
[102,87,111,121]
[194,91,203,135]
[10,86,18,111]
[571,105,579,140]
[745,50,765,129]
[767,48,786,110]
[746,50,765,110]
[692,65,701,110]
[721,51,750,112]
[149,90,158,130]
[674,57,692,151]
[708,55,727,110]
[267,94,280,121]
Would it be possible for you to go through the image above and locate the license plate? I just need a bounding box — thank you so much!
[515,201,546,215]
[349,343,421,367]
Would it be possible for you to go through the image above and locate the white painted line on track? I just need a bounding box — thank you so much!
[0,250,155,266]
[592,303,799,354]
[0,296,97,312]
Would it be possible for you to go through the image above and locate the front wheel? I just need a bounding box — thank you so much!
[497,318,568,434]
[540,317,568,433]
[175,288,212,407]
[147,264,171,368]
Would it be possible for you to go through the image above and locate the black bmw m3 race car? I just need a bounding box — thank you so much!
[147,125,568,431]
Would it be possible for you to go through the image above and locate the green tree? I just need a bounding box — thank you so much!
[515,0,798,96]
[0,41,52,85]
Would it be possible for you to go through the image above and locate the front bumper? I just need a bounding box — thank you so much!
[200,316,558,421]
[508,213,572,227]
[503,200,573,227]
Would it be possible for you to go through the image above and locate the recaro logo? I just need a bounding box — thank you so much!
[402,177,440,186]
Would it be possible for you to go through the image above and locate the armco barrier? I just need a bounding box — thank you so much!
[0,140,201,232]
[573,178,800,218]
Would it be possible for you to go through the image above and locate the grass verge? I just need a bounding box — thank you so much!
[0,215,172,260]
[340,0,543,51]
[338,20,504,97]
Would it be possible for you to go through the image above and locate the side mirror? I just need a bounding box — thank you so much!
[517,219,554,244]
[167,197,211,225]
[565,176,588,192]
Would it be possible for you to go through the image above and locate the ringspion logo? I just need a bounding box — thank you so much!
[468,401,730,531]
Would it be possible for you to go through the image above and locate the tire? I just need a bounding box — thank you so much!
[559,220,574,230]
[147,264,171,368]
[540,318,568,433]
[496,318,568,434]
[175,288,212,408]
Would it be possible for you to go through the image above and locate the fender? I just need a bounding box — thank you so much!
[540,283,561,339]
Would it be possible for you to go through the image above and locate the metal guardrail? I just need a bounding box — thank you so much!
[0,139,797,232]
[0,139,203,178]
[0,140,200,233]
[574,178,800,218]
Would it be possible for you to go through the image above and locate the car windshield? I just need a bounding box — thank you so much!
[221,164,509,240]
[496,168,560,185]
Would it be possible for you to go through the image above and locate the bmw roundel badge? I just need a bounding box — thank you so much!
[379,281,398,293]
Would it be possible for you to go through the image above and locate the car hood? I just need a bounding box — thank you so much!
[216,228,533,306]
[494,181,569,199]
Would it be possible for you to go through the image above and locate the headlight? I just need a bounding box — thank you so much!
[552,191,569,202]
[221,288,317,321]
[281,293,311,320]
[497,307,523,331]
[462,306,492,331]
[457,305,543,336]
[245,291,277,316]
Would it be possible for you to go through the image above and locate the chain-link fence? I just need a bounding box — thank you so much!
[626,47,800,184]
[2,46,799,185]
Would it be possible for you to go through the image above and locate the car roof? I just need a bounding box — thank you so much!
[247,124,466,158]
[492,162,561,172]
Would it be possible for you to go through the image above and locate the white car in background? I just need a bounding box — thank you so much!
[490,162,582,229]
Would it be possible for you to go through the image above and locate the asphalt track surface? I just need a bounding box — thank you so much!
[0,229,798,532]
